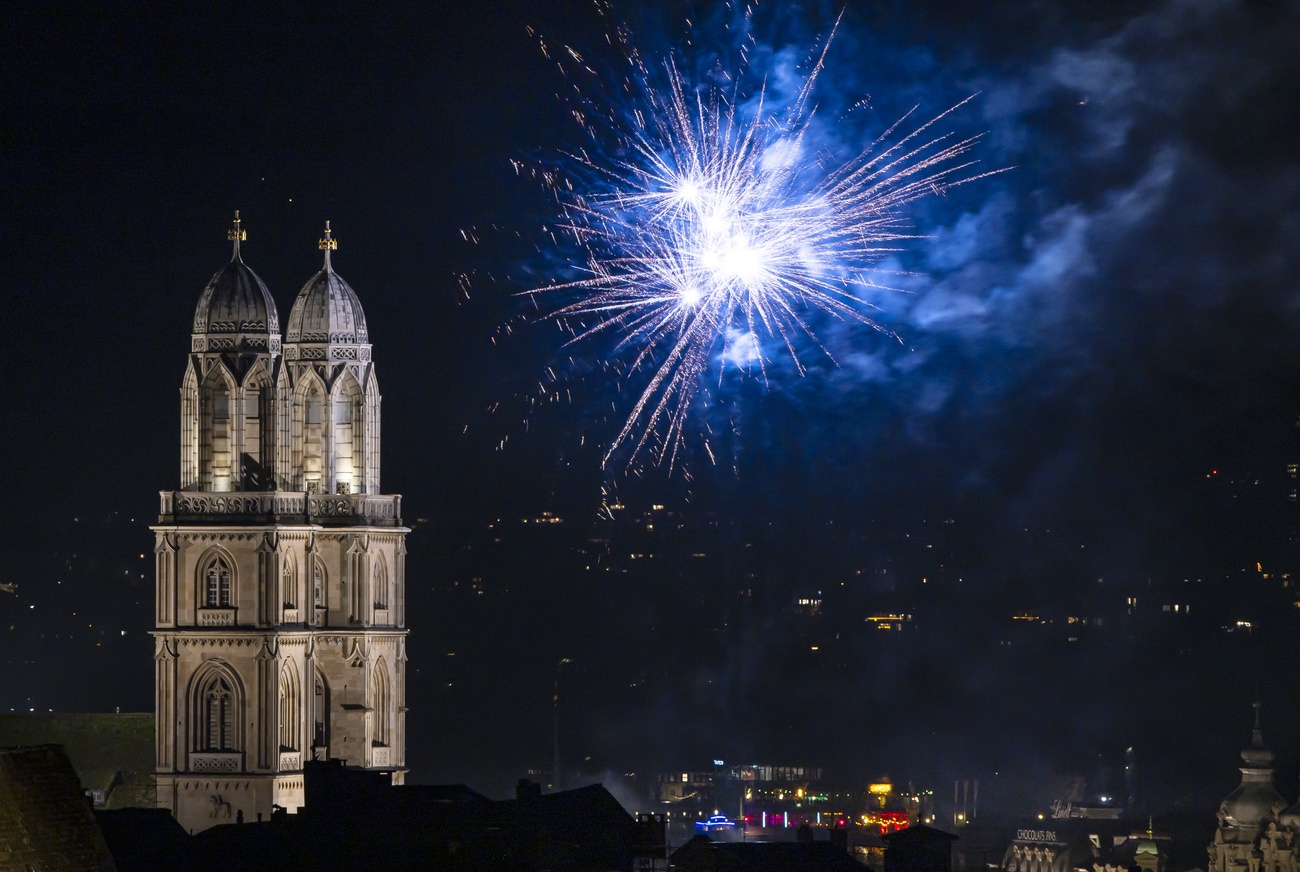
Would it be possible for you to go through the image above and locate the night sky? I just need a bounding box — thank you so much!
[7,0,1300,812]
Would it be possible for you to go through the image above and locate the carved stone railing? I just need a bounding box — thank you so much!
[314,608,327,626]
[372,609,391,627]
[190,752,242,773]
[279,751,302,772]
[282,608,300,624]
[306,493,399,523]
[197,608,236,627]
[371,746,390,768]
[160,490,402,527]
[165,492,304,516]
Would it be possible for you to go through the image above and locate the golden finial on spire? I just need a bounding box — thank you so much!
[228,210,247,260]
[318,220,338,269]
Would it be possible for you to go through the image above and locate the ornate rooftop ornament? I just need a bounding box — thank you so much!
[318,220,337,269]
[228,210,247,261]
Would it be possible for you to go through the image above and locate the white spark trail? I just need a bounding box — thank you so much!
[526,20,1001,469]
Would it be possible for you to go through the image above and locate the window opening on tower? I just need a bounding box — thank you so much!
[205,557,232,607]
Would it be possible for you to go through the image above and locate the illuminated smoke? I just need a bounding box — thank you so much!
[525,13,1001,469]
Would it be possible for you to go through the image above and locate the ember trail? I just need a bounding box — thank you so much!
[526,14,1001,468]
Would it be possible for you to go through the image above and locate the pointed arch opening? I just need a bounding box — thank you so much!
[312,668,330,756]
[281,553,297,610]
[241,365,276,490]
[181,363,199,489]
[313,557,326,610]
[292,371,327,493]
[373,553,388,611]
[364,367,381,494]
[191,660,243,753]
[199,369,236,491]
[303,385,324,492]
[333,374,364,494]
[372,659,390,748]
[197,548,235,608]
[278,663,300,752]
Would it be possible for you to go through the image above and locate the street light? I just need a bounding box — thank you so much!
[553,658,571,791]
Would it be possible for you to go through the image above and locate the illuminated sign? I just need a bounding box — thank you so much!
[863,811,909,833]
[869,784,892,795]
[1016,830,1058,843]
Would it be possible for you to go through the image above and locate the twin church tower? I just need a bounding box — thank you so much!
[151,214,408,832]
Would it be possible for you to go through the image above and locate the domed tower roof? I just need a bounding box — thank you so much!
[1219,703,1286,837]
[285,222,370,350]
[192,212,281,352]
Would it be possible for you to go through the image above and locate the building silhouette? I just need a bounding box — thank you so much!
[0,745,117,871]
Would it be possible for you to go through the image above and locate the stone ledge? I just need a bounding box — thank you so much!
[158,490,403,528]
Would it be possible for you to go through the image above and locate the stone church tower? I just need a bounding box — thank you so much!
[152,215,408,833]
[1208,704,1291,872]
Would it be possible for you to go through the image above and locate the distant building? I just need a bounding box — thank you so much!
[652,763,874,839]
[1001,821,1164,872]
[0,713,153,809]
[1207,704,1300,872]
[884,824,958,872]
[671,833,863,872]
[0,745,116,871]
[152,216,409,832]
[99,763,653,872]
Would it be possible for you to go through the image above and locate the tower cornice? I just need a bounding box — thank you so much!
[156,490,404,528]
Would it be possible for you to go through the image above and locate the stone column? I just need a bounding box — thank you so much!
[396,636,407,768]
[395,538,406,627]
[233,388,246,487]
[154,636,177,771]
[305,533,319,626]
[323,383,336,494]
[303,637,317,761]
[155,532,177,628]
[256,533,279,627]
[256,640,277,771]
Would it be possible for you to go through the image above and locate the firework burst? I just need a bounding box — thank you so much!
[524,13,1000,469]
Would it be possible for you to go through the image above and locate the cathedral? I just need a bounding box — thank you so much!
[151,214,408,833]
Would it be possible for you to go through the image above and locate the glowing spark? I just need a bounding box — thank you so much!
[527,17,1000,469]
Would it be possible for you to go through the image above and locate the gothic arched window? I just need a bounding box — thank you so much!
[313,559,325,610]
[313,671,330,752]
[204,556,232,608]
[333,378,362,494]
[301,387,324,493]
[373,561,387,611]
[278,666,299,752]
[200,377,234,492]
[282,557,296,610]
[372,660,390,748]
[201,673,237,751]
[241,371,275,490]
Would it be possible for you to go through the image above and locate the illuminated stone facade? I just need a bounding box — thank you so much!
[152,217,408,833]
[1208,705,1298,872]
